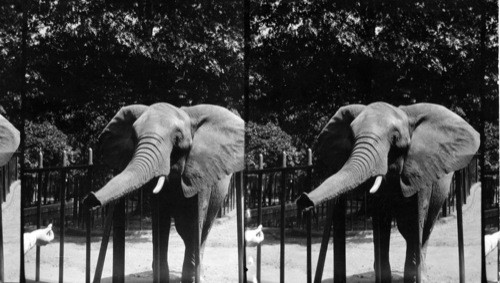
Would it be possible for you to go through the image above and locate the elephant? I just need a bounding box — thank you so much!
[296,102,480,283]
[83,103,244,282]
[0,112,20,281]
[0,113,20,167]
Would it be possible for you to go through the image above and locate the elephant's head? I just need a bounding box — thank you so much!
[83,103,244,207]
[297,102,480,210]
[0,114,20,166]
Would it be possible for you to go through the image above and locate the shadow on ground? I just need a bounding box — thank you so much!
[100,270,187,283]
[27,270,184,283]
[320,271,404,283]
[261,227,375,246]
[252,271,404,283]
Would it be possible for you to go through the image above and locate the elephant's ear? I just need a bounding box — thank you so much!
[98,105,148,170]
[399,103,480,197]
[315,104,366,175]
[180,105,244,198]
[0,114,20,167]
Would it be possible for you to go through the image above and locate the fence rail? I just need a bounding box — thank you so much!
[245,154,479,233]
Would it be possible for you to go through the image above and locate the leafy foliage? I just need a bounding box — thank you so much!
[0,1,497,173]
[1,1,243,166]
[249,0,498,171]
[245,121,305,169]
[25,121,71,167]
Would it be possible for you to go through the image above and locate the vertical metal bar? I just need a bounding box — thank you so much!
[373,204,382,283]
[456,172,465,283]
[306,149,312,283]
[59,151,68,283]
[73,178,78,223]
[20,0,28,281]
[86,148,93,283]
[364,192,367,231]
[44,172,48,205]
[152,195,160,283]
[242,0,250,279]
[333,197,346,283]
[415,193,421,283]
[280,152,286,283]
[350,193,354,231]
[139,188,143,231]
[112,170,125,283]
[93,204,115,283]
[0,166,4,282]
[195,193,201,283]
[124,196,128,231]
[36,150,43,281]
[314,202,334,283]
[236,172,245,283]
[113,198,125,283]
[257,154,263,283]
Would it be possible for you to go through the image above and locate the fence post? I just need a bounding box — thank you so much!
[36,150,43,281]
[112,168,125,283]
[139,188,143,231]
[59,150,68,283]
[280,152,286,283]
[195,192,202,283]
[314,201,334,283]
[257,154,263,283]
[333,194,346,282]
[306,149,312,283]
[236,171,245,283]
[0,161,5,281]
[455,171,465,283]
[86,148,93,283]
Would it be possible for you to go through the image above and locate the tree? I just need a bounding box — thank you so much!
[24,121,72,167]
[249,0,498,170]
[246,121,305,169]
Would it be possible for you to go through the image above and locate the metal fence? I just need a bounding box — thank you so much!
[23,150,237,231]
[241,151,480,283]
[245,153,479,232]
[22,149,238,283]
[0,153,20,282]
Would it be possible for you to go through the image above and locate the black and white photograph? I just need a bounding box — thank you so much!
[0,0,498,282]
[245,1,498,283]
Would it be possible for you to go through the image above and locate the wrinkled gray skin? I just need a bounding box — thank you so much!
[0,113,20,167]
[0,113,20,282]
[83,103,244,283]
[296,102,479,283]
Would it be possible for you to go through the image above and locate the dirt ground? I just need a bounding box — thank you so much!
[12,183,499,282]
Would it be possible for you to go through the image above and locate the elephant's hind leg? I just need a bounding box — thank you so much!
[175,175,231,283]
[420,173,453,281]
[199,176,232,276]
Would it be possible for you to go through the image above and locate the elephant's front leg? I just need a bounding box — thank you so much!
[176,176,231,283]
[372,198,392,283]
[152,194,171,283]
[175,196,201,283]
[396,194,423,283]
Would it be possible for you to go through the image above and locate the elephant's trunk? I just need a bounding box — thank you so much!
[84,136,171,207]
[297,135,387,209]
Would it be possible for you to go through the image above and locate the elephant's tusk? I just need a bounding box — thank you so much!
[152,176,166,194]
[369,176,383,194]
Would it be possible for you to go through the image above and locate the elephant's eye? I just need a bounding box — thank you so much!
[173,129,183,145]
[391,130,401,144]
